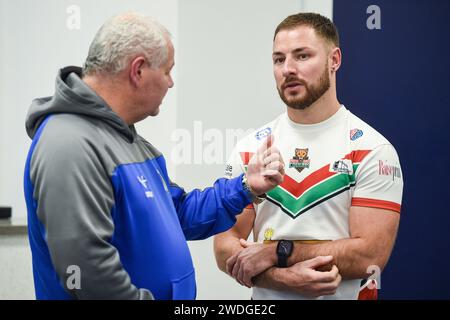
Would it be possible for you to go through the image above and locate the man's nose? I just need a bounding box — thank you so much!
[282,58,297,77]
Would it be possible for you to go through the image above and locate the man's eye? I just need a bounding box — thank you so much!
[273,57,285,64]
[298,54,309,60]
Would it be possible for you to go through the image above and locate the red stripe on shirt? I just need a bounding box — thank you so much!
[352,197,401,213]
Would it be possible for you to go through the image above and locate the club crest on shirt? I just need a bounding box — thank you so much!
[289,148,310,173]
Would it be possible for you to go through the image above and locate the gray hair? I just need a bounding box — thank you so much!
[83,12,171,76]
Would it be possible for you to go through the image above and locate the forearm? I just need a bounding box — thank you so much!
[214,235,244,273]
[253,267,289,291]
[289,238,383,279]
[171,174,252,240]
[214,207,256,275]
[287,207,400,280]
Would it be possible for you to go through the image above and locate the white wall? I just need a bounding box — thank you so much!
[302,0,333,20]
[0,0,7,210]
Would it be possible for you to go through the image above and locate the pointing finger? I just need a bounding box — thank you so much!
[257,134,274,157]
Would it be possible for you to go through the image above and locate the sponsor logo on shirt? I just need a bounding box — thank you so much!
[264,228,274,241]
[289,148,310,173]
[137,175,154,198]
[225,164,233,178]
[330,159,354,175]
[350,128,364,141]
[255,127,272,140]
[378,160,402,180]
[144,191,154,198]
[137,175,148,189]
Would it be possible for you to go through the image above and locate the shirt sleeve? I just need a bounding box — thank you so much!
[152,157,252,241]
[139,137,253,241]
[352,144,404,213]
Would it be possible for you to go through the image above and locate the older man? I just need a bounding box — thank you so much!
[24,12,284,300]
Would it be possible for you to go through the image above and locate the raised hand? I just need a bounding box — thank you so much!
[246,135,285,196]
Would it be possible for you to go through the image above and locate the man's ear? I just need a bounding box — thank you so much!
[330,47,342,73]
[129,56,147,87]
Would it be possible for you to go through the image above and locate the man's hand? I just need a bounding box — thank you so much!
[246,135,284,196]
[226,239,277,288]
[265,256,342,297]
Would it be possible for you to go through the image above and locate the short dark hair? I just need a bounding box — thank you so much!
[274,12,339,48]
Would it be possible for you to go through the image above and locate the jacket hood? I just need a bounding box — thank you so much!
[25,66,136,141]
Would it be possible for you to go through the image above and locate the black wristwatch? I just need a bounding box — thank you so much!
[276,240,294,268]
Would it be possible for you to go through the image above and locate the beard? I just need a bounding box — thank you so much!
[277,63,331,110]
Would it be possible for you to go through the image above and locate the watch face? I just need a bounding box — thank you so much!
[278,240,293,256]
